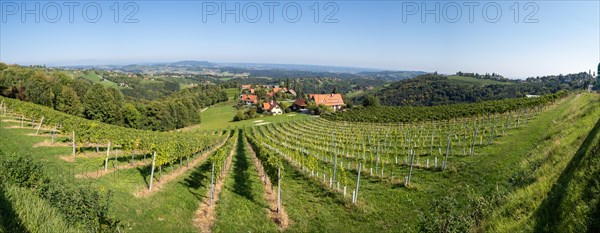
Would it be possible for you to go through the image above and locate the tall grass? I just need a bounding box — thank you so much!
[1,184,79,233]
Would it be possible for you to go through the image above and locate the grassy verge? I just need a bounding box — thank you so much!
[0,184,79,233]
[213,133,279,232]
[485,93,600,231]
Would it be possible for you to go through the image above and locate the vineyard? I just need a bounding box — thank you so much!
[246,100,548,203]
[1,92,599,232]
[323,91,566,123]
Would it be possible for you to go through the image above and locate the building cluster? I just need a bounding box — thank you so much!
[239,84,345,115]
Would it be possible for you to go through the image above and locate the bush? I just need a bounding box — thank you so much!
[233,110,246,121]
[0,152,121,232]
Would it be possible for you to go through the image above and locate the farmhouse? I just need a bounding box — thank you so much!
[240,94,258,105]
[262,100,283,115]
[307,93,345,111]
[292,98,308,111]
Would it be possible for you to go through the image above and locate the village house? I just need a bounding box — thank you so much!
[262,100,283,115]
[292,98,308,111]
[240,94,258,105]
[307,93,345,111]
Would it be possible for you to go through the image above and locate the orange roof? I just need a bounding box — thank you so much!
[262,100,279,111]
[273,87,290,93]
[273,87,285,93]
[308,94,345,106]
[263,102,271,110]
[240,94,258,104]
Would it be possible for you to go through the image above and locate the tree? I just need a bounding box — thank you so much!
[122,103,142,128]
[82,84,121,124]
[233,110,246,121]
[72,78,92,101]
[363,94,381,107]
[164,80,180,92]
[317,104,333,115]
[246,107,257,119]
[55,86,82,116]
[256,88,268,100]
[25,73,55,107]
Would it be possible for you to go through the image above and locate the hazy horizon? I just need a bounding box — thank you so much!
[1,1,598,78]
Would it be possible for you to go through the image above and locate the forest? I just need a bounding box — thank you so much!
[0,63,229,131]
[354,73,594,106]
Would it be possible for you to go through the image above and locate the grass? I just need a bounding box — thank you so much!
[198,100,310,131]
[64,70,119,88]
[224,88,239,100]
[213,132,279,232]
[0,185,79,233]
[447,75,513,86]
[0,120,226,232]
[0,93,598,232]
[485,93,600,232]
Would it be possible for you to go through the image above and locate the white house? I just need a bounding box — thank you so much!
[263,100,283,115]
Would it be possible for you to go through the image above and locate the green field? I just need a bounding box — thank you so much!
[65,70,119,88]
[447,75,514,86]
[224,88,239,100]
[197,100,310,131]
[1,93,599,232]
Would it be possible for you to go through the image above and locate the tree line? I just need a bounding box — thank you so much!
[354,73,592,106]
[0,63,228,131]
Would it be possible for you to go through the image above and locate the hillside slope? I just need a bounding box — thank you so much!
[486,93,600,232]
[355,73,591,106]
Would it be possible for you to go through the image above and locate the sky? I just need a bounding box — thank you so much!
[0,0,598,78]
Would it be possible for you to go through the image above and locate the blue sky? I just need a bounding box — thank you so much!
[0,1,598,78]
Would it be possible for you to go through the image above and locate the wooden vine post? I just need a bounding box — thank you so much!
[443,128,452,170]
[407,149,415,186]
[353,163,362,204]
[72,131,76,156]
[332,132,337,187]
[277,167,281,213]
[470,129,478,155]
[104,142,111,171]
[35,116,44,135]
[149,151,157,191]
[210,162,215,206]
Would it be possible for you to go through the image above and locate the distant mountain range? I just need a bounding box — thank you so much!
[55,60,427,81]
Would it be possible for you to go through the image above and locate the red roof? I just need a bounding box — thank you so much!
[293,99,307,107]
[240,94,258,104]
[308,94,345,106]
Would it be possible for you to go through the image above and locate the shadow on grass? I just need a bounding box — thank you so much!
[533,117,600,232]
[0,185,28,233]
[232,133,255,202]
[283,161,344,206]
[180,161,212,200]
[136,165,152,188]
